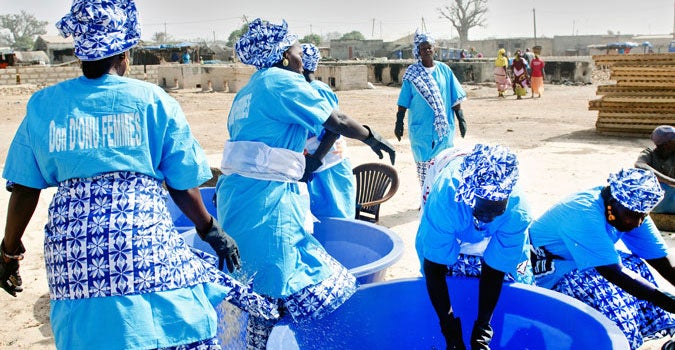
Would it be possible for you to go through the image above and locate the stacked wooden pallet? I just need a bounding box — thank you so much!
[589,54,675,136]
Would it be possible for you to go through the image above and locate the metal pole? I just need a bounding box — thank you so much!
[533,8,537,45]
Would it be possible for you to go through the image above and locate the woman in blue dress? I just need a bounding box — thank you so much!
[417,144,533,350]
[300,43,356,219]
[529,168,675,349]
[395,31,467,189]
[0,1,277,349]
[216,18,395,349]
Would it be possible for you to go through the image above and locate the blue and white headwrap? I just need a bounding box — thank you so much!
[301,43,321,72]
[56,0,140,61]
[455,144,519,207]
[608,168,664,213]
[235,18,298,70]
[413,30,436,60]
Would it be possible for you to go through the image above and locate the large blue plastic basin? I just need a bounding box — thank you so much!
[172,187,404,284]
[266,277,630,350]
[181,217,403,285]
[311,217,403,284]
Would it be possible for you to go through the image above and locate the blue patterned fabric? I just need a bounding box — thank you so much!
[448,253,534,284]
[552,252,675,350]
[282,249,357,322]
[608,168,664,213]
[45,172,219,300]
[301,43,320,72]
[45,172,278,318]
[455,144,519,207]
[245,250,357,349]
[161,337,221,350]
[416,159,433,189]
[412,30,435,60]
[235,18,298,70]
[402,62,450,142]
[56,0,140,61]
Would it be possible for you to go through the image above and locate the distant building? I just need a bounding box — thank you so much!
[34,35,75,64]
[0,47,14,68]
[13,51,50,66]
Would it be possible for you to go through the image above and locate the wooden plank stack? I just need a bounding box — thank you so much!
[590,53,675,136]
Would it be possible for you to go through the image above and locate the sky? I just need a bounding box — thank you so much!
[2,0,674,43]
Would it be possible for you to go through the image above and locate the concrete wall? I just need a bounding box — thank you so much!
[155,64,256,92]
[199,64,256,92]
[364,57,594,85]
[462,34,672,57]
[316,64,368,90]
[329,39,397,60]
[463,38,555,58]
[0,65,159,86]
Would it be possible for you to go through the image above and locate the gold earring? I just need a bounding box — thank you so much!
[282,58,289,67]
[607,205,616,221]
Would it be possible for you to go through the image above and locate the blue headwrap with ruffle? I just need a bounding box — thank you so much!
[608,168,664,213]
[235,18,298,70]
[301,43,320,72]
[56,0,140,61]
[413,30,435,60]
[455,144,519,207]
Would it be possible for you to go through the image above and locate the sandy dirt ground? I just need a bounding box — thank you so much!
[0,78,672,349]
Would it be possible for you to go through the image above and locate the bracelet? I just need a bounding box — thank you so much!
[1,240,24,260]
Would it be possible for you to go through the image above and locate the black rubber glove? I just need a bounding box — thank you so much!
[454,109,467,138]
[650,289,675,313]
[197,217,241,273]
[394,110,405,141]
[300,154,323,183]
[363,125,396,165]
[470,321,494,350]
[0,241,25,297]
[441,314,466,350]
[0,258,20,297]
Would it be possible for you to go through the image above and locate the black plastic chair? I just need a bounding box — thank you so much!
[352,163,399,223]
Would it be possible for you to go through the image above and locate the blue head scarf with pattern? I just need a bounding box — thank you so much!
[56,0,140,61]
[455,144,519,207]
[413,31,435,61]
[235,18,298,70]
[608,168,664,213]
[301,43,320,72]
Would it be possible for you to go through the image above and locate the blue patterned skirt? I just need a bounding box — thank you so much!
[45,172,277,350]
[552,252,675,350]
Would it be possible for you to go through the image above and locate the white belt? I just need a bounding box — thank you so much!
[220,140,304,182]
[220,140,316,233]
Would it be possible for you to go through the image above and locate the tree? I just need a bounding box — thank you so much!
[151,31,174,44]
[340,31,365,41]
[438,0,488,48]
[0,11,48,50]
[323,31,342,42]
[300,34,321,46]
[227,23,250,47]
